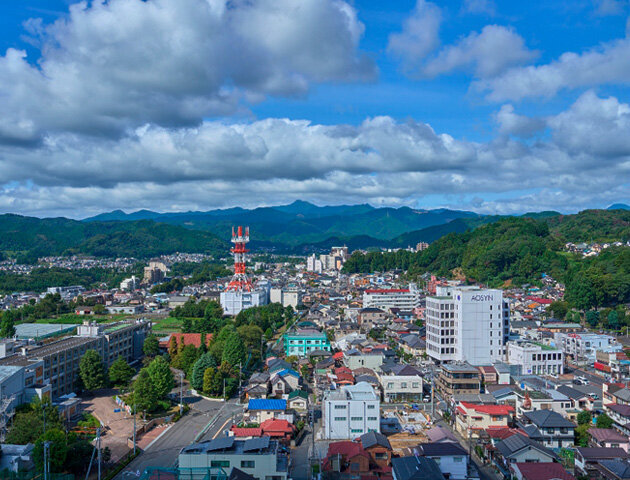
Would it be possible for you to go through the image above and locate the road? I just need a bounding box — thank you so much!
[115,395,243,479]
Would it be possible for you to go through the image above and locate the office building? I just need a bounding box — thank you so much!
[425,285,510,364]
[362,284,421,311]
[554,332,617,362]
[507,341,564,376]
[323,382,380,439]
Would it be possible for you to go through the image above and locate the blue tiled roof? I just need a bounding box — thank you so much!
[247,399,287,411]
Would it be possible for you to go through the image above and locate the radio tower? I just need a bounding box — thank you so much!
[225,226,254,292]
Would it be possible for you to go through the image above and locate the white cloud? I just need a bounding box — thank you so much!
[462,0,496,16]
[494,104,546,137]
[595,0,628,16]
[388,2,535,78]
[1,92,628,217]
[0,0,375,142]
[422,25,537,78]
[476,31,630,101]
[387,0,442,71]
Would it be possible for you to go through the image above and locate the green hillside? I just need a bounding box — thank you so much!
[0,215,228,262]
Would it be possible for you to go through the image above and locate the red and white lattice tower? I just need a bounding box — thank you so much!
[225,226,254,292]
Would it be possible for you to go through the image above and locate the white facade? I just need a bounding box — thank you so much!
[507,341,564,376]
[323,382,380,439]
[426,286,510,365]
[120,275,139,291]
[362,283,421,310]
[380,375,424,403]
[554,332,617,362]
[270,288,301,308]
[220,288,268,316]
[306,255,323,274]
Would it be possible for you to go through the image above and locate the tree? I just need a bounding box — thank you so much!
[168,335,178,357]
[175,344,201,377]
[577,410,592,426]
[202,367,216,394]
[93,304,106,314]
[143,334,160,357]
[146,356,175,398]
[33,429,67,473]
[79,349,107,390]
[596,413,613,429]
[0,314,16,338]
[108,356,135,388]
[182,317,193,333]
[133,369,159,413]
[586,310,600,328]
[607,310,620,331]
[222,332,246,366]
[547,301,569,320]
[204,301,223,321]
[192,353,216,391]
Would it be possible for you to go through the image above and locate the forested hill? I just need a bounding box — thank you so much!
[342,213,630,309]
[0,215,228,262]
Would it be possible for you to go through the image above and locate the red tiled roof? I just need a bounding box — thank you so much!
[230,426,263,437]
[159,333,212,348]
[525,296,553,305]
[326,441,369,460]
[460,402,514,415]
[485,427,528,440]
[333,352,344,360]
[512,462,576,480]
[261,419,296,435]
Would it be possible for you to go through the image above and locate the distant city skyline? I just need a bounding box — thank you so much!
[0,0,628,218]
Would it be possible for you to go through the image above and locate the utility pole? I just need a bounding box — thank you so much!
[95,426,103,480]
[133,403,137,455]
[238,362,242,405]
[223,378,226,400]
[179,372,185,415]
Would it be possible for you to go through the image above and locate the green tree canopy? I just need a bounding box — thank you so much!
[222,332,246,366]
[596,413,614,429]
[33,429,68,473]
[143,334,160,357]
[108,356,135,388]
[132,369,159,412]
[0,313,16,338]
[79,349,107,390]
[146,355,175,398]
[577,410,592,425]
[191,353,216,391]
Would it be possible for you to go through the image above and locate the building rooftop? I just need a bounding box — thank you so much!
[324,381,379,402]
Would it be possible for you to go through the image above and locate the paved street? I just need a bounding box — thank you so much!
[115,395,235,479]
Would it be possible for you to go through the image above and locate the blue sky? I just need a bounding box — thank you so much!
[0,0,628,217]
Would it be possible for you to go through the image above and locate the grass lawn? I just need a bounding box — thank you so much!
[151,316,183,333]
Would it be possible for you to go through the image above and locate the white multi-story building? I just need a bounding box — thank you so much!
[270,287,302,308]
[306,254,323,274]
[507,340,564,376]
[220,288,269,316]
[425,285,510,365]
[323,382,380,439]
[362,283,421,311]
[554,332,617,363]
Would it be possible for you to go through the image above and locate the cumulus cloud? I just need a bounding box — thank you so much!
[494,104,546,137]
[462,0,496,16]
[0,0,375,142]
[388,2,535,78]
[1,92,628,217]
[387,0,442,70]
[476,30,630,101]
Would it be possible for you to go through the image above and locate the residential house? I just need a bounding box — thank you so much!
[259,419,296,443]
[287,390,308,413]
[399,335,426,357]
[575,447,629,478]
[246,399,287,423]
[519,410,576,449]
[495,434,559,468]
[511,462,575,480]
[391,456,445,480]
[378,364,424,403]
[412,442,469,480]
[557,385,597,411]
[425,426,458,444]
[359,432,393,470]
[436,363,481,397]
[455,402,514,438]
[589,428,630,452]
[322,436,393,480]
[596,459,630,479]
[606,403,630,436]
[270,369,300,396]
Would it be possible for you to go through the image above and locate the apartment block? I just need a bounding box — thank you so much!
[283,329,331,357]
[362,284,421,311]
[436,363,481,397]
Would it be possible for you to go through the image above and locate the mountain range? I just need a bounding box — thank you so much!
[0,202,628,261]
